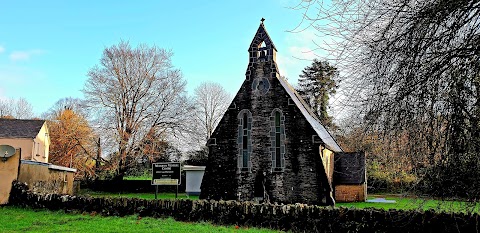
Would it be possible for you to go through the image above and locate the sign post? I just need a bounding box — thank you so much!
[151,162,181,199]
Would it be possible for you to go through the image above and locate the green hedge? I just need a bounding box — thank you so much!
[8,182,479,233]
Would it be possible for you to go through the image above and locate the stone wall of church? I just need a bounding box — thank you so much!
[200,22,332,205]
[200,59,331,205]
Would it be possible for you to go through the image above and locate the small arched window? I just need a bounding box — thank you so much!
[270,109,285,171]
[238,109,252,171]
[258,41,267,58]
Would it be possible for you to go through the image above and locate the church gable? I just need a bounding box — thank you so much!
[201,20,340,205]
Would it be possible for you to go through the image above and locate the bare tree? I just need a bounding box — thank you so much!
[83,41,193,179]
[14,98,34,119]
[291,0,480,198]
[0,97,34,119]
[0,99,12,117]
[43,97,89,119]
[193,82,231,142]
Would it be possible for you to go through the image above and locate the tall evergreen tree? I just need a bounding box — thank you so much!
[297,59,338,128]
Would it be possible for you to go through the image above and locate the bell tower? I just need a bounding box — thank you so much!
[246,18,279,83]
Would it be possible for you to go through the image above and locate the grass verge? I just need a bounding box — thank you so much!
[0,206,280,233]
[79,190,199,200]
[123,175,151,181]
[336,195,480,213]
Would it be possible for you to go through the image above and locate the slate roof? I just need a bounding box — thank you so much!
[0,118,45,139]
[277,76,343,153]
[334,152,366,184]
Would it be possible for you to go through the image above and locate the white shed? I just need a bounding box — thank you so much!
[184,165,206,196]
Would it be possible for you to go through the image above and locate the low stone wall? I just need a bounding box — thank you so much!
[8,181,479,233]
[18,160,76,195]
[335,184,367,202]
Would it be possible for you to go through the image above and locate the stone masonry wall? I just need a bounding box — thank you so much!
[10,182,479,233]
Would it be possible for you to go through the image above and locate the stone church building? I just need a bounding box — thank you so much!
[200,21,365,205]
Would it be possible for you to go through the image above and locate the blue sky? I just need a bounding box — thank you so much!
[0,1,322,116]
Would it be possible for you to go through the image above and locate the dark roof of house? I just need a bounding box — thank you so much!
[0,118,45,139]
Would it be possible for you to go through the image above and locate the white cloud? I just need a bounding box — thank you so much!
[276,53,293,77]
[0,46,4,54]
[288,46,318,60]
[276,52,312,86]
[9,49,45,61]
[278,28,339,85]
[276,29,319,84]
[284,29,331,59]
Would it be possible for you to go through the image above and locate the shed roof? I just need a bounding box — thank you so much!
[0,118,46,139]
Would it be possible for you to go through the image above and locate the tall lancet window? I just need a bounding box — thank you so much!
[270,109,285,171]
[238,109,252,171]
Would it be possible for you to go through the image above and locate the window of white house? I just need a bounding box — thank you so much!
[35,142,40,156]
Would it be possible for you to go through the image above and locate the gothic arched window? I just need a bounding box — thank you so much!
[238,109,252,171]
[270,109,285,171]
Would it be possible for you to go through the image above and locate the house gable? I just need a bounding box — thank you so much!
[0,119,49,163]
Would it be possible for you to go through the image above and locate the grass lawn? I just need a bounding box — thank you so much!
[336,194,480,213]
[79,190,199,200]
[0,206,280,233]
[123,175,151,181]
